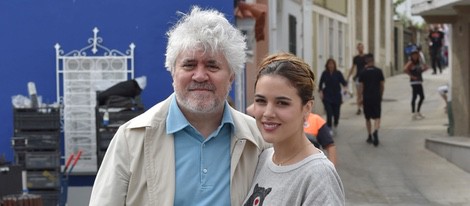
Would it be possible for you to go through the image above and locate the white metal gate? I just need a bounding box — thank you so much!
[55,27,135,173]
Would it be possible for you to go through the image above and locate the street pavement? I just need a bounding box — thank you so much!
[331,68,470,205]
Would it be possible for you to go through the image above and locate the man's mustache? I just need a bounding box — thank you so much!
[188,83,216,91]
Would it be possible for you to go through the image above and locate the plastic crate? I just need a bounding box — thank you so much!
[14,108,60,130]
[14,151,26,167]
[31,191,59,206]
[97,109,143,128]
[27,171,60,189]
[1,194,43,206]
[12,131,60,150]
[97,129,116,151]
[0,165,23,196]
[97,151,106,167]
[25,152,60,169]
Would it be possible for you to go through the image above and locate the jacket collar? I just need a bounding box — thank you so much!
[127,93,263,150]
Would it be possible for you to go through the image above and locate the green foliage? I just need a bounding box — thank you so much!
[393,0,424,29]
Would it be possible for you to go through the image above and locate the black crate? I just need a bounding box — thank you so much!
[97,109,143,128]
[27,171,60,189]
[25,152,60,169]
[0,165,23,197]
[12,131,60,150]
[97,129,116,151]
[14,151,26,167]
[30,190,59,206]
[97,151,106,167]
[14,108,60,130]
[1,193,44,206]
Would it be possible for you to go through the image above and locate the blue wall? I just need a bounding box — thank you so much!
[0,1,235,163]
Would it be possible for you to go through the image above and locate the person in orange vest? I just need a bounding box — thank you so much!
[304,113,337,165]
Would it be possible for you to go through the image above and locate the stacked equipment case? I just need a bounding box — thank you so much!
[12,107,61,206]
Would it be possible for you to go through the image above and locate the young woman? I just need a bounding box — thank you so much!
[404,47,429,120]
[243,53,344,205]
[319,58,348,135]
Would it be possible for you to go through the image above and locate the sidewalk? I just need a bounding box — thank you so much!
[333,68,470,205]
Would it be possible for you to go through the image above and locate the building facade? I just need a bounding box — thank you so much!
[240,0,394,113]
[412,0,470,136]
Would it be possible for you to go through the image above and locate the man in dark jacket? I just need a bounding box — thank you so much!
[358,53,384,146]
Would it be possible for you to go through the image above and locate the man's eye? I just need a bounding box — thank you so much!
[207,65,220,71]
[182,64,195,69]
[278,101,289,106]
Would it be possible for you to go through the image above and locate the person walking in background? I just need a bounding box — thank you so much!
[404,46,429,120]
[428,25,445,74]
[89,7,268,206]
[244,52,344,205]
[319,58,348,136]
[358,53,385,147]
[417,45,426,64]
[347,43,367,115]
[437,84,449,113]
[304,113,337,166]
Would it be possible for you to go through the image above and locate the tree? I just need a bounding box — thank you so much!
[393,0,425,29]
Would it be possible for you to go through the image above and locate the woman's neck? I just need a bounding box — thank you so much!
[272,135,318,166]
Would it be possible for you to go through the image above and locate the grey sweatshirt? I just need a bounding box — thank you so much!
[243,148,345,206]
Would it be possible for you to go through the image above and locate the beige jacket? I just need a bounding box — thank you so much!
[89,95,267,206]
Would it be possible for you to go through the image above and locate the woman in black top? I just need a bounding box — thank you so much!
[319,58,348,135]
[404,47,429,120]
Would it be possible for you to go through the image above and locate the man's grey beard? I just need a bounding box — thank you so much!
[175,92,228,114]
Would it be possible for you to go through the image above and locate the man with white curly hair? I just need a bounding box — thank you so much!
[89,6,267,206]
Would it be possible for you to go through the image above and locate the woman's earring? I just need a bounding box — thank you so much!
[304,121,309,128]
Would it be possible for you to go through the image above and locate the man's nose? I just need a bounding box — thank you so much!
[192,66,209,82]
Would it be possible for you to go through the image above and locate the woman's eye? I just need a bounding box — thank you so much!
[278,101,289,106]
[254,99,266,104]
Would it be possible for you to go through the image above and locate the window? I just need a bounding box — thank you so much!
[241,30,254,62]
[328,18,334,58]
[338,22,343,66]
[289,14,297,55]
[317,15,325,72]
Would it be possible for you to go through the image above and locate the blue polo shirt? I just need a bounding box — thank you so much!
[167,96,233,206]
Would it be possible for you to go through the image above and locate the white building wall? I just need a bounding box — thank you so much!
[311,4,349,71]
[363,0,368,49]
[268,0,279,53]
[271,0,303,55]
[302,0,314,69]
[385,0,392,68]
[374,0,380,63]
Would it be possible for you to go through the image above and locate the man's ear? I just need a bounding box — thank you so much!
[229,73,235,83]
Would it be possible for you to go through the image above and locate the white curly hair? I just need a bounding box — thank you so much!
[164,6,247,75]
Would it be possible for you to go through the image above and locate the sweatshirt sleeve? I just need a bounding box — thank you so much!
[302,161,345,205]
